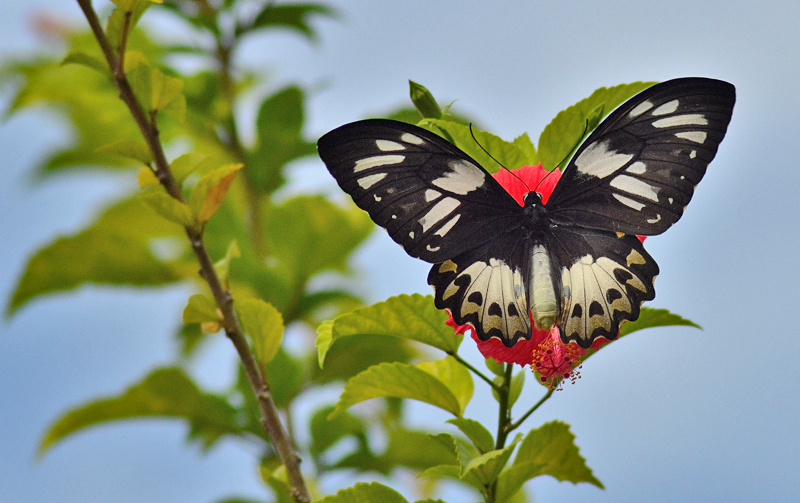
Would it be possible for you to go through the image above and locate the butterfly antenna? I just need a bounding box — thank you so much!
[469,123,531,191]
[534,119,590,193]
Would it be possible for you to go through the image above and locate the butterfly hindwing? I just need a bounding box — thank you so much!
[428,235,533,347]
[547,77,735,236]
[546,227,658,347]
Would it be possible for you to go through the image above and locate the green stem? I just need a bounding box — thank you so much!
[494,363,514,450]
[507,389,555,433]
[449,352,501,392]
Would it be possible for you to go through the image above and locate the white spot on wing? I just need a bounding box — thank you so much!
[401,132,424,145]
[652,114,708,128]
[689,150,697,159]
[357,172,387,189]
[626,162,647,174]
[354,155,404,173]
[613,193,646,211]
[376,140,404,151]
[652,99,679,115]
[629,100,654,117]
[424,189,441,202]
[647,214,661,224]
[431,160,486,194]
[420,197,460,232]
[435,213,461,237]
[675,131,707,144]
[610,175,659,202]
[574,141,633,178]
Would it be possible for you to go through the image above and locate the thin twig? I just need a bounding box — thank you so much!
[74,2,310,501]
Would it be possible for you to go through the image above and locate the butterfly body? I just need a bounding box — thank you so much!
[318,78,735,349]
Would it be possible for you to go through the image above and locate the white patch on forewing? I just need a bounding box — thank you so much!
[376,140,404,151]
[676,131,708,144]
[629,100,654,117]
[427,244,440,252]
[610,175,659,202]
[689,150,697,159]
[652,114,708,128]
[613,193,647,211]
[626,161,647,174]
[435,213,461,237]
[424,189,441,202]
[431,160,486,194]
[354,155,404,173]
[647,214,661,224]
[357,172,387,189]
[401,132,425,145]
[652,99,679,115]
[574,141,633,178]
[419,197,460,232]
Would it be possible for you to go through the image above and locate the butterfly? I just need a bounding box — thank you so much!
[317,77,735,349]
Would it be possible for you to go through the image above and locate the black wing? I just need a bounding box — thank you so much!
[317,119,523,263]
[545,227,658,348]
[547,77,736,235]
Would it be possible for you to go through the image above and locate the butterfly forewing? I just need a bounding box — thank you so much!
[318,119,523,263]
[547,78,736,236]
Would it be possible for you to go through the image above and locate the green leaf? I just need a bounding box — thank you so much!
[317,294,459,368]
[309,405,365,456]
[331,360,465,418]
[170,153,208,186]
[7,196,185,315]
[423,118,535,172]
[313,482,409,503]
[151,68,184,112]
[213,240,240,285]
[39,367,240,455]
[237,298,284,368]
[96,139,153,165]
[182,294,221,324]
[248,3,337,41]
[494,461,547,502]
[382,429,460,471]
[485,357,506,377]
[124,55,153,111]
[508,370,525,409]
[409,80,442,119]
[447,417,495,454]
[262,349,304,408]
[311,330,420,384]
[509,421,603,489]
[247,86,315,193]
[416,356,473,415]
[462,434,522,488]
[538,81,656,170]
[619,307,701,337]
[61,52,108,75]
[140,190,194,227]
[263,195,373,282]
[188,164,243,225]
[107,1,156,50]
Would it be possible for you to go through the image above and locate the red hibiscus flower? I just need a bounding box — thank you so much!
[444,164,641,389]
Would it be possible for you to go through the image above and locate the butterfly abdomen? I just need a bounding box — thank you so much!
[531,244,558,330]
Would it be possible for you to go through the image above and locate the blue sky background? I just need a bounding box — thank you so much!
[2,1,799,502]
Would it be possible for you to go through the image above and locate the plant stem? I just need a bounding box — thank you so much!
[449,352,501,392]
[494,363,514,451]
[507,388,555,433]
[74,2,310,501]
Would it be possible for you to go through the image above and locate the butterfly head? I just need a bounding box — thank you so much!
[522,191,549,228]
